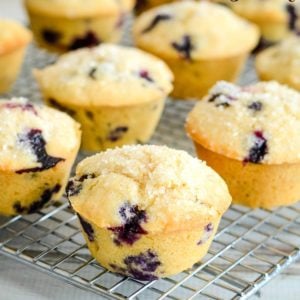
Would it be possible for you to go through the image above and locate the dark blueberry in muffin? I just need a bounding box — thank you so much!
[197,223,214,245]
[139,70,154,82]
[68,31,100,50]
[286,4,298,31]
[4,102,37,115]
[42,29,62,44]
[135,0,148,12]
[14,184,61,214]
[16,129,65,174]
[248,101,263,112]
[124,250,161,281]
[88,67,97,80]
[77,213,95,242]
[208,93,222,103]
[48,98,76,117]
[208,93,236,108]
[244,131,268,164]
[85,110,94,120]
[142,14,172,33]
[107,126,128,142]
[66,174,96,197]
[108,202,147,246]
[171,35,194,60]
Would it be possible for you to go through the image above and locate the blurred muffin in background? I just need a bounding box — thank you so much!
[256,35,300,91]
[133,1,259,99]
[213,0,299,45]
[0,19,32,93]
[34,44,173,151]
[24,0,135,53]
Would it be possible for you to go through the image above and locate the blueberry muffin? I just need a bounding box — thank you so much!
[0,19,32,93]
[67,145,231,279]
[24,0,135,53]
[214,0,298,45]
[0,98,81,216]
[34,44,173,151]
[133,1,259,99]
[256,35,300,91]
[186,81,300,209]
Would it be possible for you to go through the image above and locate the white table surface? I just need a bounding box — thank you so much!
[0,1,299,299]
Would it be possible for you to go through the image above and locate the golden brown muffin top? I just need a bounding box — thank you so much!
[0,98,81,173]
[34,44,173,107]
[256,35,300,90]
[133,1,259,60]
[186,80,300,165]
[214,0,295,23]
[0,19,32,55]
[67,145,231,233]
[24,0,135,18]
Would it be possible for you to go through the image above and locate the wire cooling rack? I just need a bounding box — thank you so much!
[0,43,300,300]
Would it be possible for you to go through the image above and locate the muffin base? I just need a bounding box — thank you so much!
[162,53,248,100]
[27,11,126,53]
[0,143,80,216]
[0,47,27,93]
[256,20,289,43]
[78,216,220,279]
[194,143,300,209]
[45,98,165,151]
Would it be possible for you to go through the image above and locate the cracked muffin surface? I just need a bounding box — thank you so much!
[67,145,231,279]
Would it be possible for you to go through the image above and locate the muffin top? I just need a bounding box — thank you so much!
[133,1,259,60]
[0,19,32,55]
[186,81,300,165]
[256,35,300,89]
[67,145,231,234]
[24,0,135,18]
[0,98,81,173]
[215,0,296,23]
[34,44,173,107]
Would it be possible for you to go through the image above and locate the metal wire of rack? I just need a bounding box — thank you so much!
[0,43,300,300]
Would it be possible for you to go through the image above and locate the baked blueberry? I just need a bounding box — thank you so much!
[16,129,65,174]
[48,98,76,117]
[139,69,153,82]
[13,184,61,214]
[124,250,161,281]
[77,213,95,242]
[142,14,172,33]
[108,202,147,246]
[68,31,100,50]
[197,223,214,245]
[244,131,268,164]
[248,101,263,112]
[286,4,298,31]
[66,174,96,197]
[107,126,129,142]
[42,29,62,44]
[171,35,193,60]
